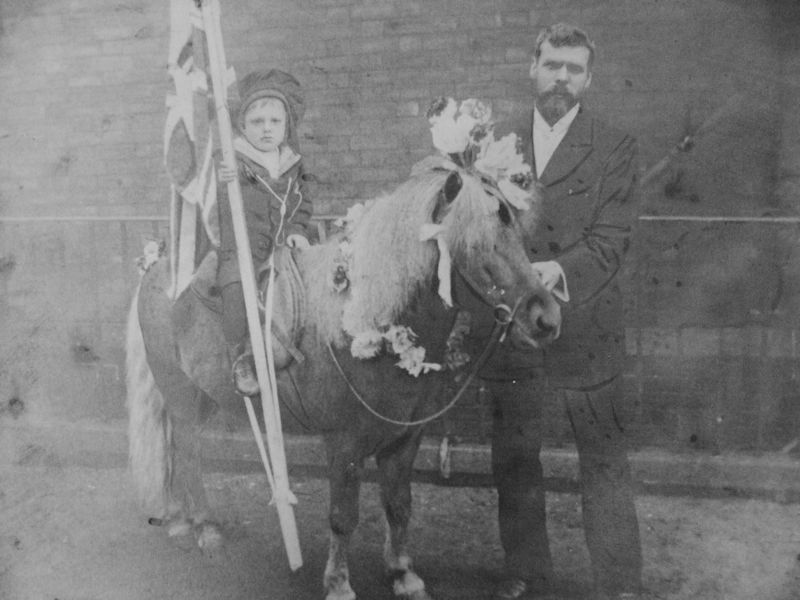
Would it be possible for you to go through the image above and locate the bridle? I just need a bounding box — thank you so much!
[327,265,528,428]
[452,264,524,338]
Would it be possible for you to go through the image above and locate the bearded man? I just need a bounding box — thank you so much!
[472,23,644,600]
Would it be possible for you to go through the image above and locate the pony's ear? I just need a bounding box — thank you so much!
[433,171,462,223]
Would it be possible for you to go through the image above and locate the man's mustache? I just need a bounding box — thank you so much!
[541,85,575,102]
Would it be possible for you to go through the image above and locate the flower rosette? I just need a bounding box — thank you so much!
[426,97,493,168]
[329,203,369,295]
[426,96,534,211]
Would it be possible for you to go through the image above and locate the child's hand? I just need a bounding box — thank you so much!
[287,235,310,250]
[217,161,238,184]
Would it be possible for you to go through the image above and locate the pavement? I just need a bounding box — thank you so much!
[3,418,800,503]
[2,417,800,599]
[1,461,799,600]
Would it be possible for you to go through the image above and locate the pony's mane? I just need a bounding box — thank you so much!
[301,163,532,346]
[341,170,442,337]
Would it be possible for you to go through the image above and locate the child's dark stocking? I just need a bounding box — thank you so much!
[221,282,259,396]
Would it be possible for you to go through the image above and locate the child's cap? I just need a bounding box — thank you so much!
[236,69,305,149]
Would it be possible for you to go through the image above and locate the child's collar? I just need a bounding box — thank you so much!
[233,136,301,178]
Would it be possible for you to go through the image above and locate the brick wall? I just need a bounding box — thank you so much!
[1,0,799,454]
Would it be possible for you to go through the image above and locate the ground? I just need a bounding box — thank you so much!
[1,464,799,600]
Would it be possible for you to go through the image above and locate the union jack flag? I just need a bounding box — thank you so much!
[163,0,235,296]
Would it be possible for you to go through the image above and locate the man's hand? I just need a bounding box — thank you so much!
[531,260,569,302]
[287,235,310,250]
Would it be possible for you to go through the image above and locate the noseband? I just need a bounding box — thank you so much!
[452,265,525,343]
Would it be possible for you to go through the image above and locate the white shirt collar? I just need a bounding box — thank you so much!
[533,102,581,136]
[532,103,581,178]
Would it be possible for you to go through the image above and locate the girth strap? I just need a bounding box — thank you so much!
[262,245,306,366]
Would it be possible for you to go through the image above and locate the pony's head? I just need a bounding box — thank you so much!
[429,164,561,350]
[338,158,560,352]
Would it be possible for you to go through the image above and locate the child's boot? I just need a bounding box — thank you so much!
[228,341,260,396]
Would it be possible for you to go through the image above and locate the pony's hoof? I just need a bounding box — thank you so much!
[324,584,356,600]
[166,517,192,538]
[196,522,225,559]
[402,593,432,600]
[163,517,196,552]
[392,571,431,600]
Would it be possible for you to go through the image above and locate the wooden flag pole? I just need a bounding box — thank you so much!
[198,0,302,571]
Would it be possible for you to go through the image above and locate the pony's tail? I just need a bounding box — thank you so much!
[125,286,172,519]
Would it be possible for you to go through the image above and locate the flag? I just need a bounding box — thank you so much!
[163,0,303,570]
[163,0,235,297]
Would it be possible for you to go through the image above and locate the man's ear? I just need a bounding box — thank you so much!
[528,60,537,80]
[585,70,593,89]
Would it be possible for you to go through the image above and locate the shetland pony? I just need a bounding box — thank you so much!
[126,161,561,600]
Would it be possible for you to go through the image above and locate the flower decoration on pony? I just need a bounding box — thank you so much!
[331,203,443,377]
[331,97,538,377]
[426,96,534,211]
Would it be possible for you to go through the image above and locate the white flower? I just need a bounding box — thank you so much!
[474,133,523,181]
[144,240,162,261]
[385,325,417,354]
[329,240,354,293]
[350,330,384,359]
[337,239,353,261]
[504,154,532,181]
[497,177,532,211]
[395,346,441,377]
[428,97,473,155]
[459,98,492,127]
[421,361,443,374]
[137,240,164,273]
[341,203,367,234]
[348,324,442,376]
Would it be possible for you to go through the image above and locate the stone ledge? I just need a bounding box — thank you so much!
[2,418,799,503]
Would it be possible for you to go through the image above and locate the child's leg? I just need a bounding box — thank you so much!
[221,281,248,344]
[221,281,258,395]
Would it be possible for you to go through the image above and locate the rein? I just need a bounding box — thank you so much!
[327,291,523,428]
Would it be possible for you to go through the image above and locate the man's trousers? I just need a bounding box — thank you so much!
[488,376,642,595]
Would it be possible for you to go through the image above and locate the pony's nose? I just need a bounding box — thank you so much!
[536,315,555,334]
[536,315,560,339]
[528,294,561,341]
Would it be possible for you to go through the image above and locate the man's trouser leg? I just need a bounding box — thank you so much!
[560,379,642,595]
[489,378,554,591]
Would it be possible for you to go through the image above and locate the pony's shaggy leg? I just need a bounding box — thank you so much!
[169,415,223,556]
[324,433,362,600]
[324,532,356,600]
[377,432,432,600]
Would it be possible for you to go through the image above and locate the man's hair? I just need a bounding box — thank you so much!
[534,23,596,68]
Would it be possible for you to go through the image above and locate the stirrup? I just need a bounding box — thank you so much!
[232,352,260,396]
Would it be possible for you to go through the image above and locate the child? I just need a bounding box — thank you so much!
[216,68,313,395]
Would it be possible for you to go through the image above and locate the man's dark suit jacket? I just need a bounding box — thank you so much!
[475,105,639,388]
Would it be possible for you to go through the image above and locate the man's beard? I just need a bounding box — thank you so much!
[536,86,579,125]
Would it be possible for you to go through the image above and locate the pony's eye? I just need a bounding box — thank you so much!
[497,202,512,226]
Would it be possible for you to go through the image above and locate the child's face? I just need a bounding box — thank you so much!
[242,98,287,153]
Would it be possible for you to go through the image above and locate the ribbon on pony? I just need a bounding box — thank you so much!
[419,223,453,307]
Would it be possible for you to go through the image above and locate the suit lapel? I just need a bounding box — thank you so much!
[538,107,594,187]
